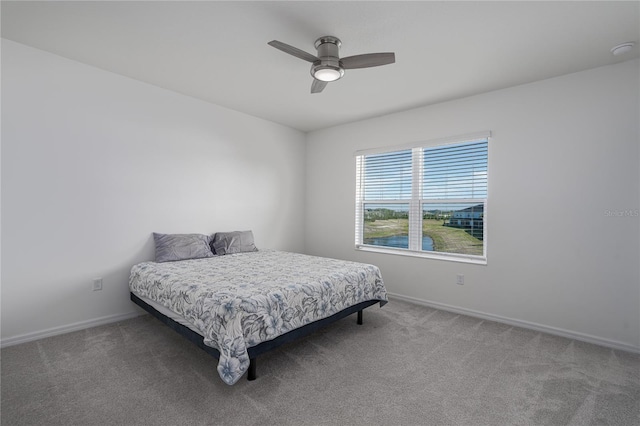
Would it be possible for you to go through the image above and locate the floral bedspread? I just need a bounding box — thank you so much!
[129,250,388,385]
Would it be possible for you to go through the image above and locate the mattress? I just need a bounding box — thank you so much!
[129,250,388,384]
[133,293,204,336]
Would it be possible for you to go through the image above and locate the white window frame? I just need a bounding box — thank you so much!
[355,131,490,265]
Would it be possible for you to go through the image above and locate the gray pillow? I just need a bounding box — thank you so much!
[153,233,215,262]
[211,230,258,255]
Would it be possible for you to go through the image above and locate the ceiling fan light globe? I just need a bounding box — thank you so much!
[312,66,344,82]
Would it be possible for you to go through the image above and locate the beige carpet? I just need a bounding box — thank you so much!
[2,298,639,425]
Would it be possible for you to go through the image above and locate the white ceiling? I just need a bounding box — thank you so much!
[2,1,639,132]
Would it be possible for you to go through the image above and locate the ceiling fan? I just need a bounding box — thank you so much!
[268,36,395,93]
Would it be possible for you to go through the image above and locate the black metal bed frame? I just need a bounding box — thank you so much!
[130,292,378,381]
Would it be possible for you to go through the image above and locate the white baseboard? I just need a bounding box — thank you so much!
[0,311,144,348]
[388,292,640,354]
[3,296,638,354]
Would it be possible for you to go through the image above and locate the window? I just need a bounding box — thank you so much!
[355,133,489,264]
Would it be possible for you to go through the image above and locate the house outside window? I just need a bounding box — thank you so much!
[355,132,489,264]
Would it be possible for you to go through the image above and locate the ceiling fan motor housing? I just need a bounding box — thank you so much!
[311,36,344,81]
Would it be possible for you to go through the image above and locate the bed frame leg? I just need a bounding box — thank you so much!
[248,358,257,381]
[357,310,363,325]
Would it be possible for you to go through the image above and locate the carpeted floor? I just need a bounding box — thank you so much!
[1,299,639,425]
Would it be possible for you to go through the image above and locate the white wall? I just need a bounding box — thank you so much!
[1,40,306,344]
[3,39,639,353]
[305,59,640,351]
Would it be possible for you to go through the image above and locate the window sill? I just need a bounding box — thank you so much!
[355,244,487,265]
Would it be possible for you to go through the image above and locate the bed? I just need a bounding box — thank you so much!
[129,249,388,385]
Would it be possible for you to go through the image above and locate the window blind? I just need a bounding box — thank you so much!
[362,149,412,201]
[423,140,488,200]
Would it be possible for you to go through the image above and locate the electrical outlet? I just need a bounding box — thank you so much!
[456,274,464,285]
[93,278,103,291]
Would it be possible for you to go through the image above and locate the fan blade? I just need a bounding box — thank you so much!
[341,52,395,69]
[268,40,319,63]
[311,79,328,94]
